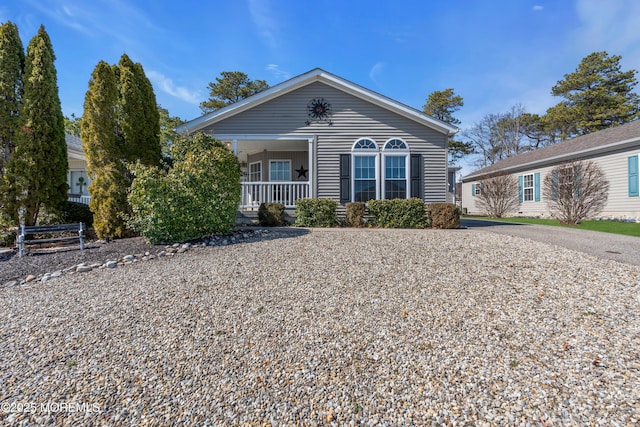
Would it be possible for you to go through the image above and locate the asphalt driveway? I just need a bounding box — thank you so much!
[462,218,640,266]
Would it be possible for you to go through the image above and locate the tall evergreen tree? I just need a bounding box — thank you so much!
[81,61,129,238]
[423,88,473,163]
[0,21,24,176]
[6,25,67,225]
[117,54,161,167]
[81,54,162,238]
[200,71,269,113]
[546,51,640,138]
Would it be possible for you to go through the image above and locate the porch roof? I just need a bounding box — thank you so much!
[215,134,313,164]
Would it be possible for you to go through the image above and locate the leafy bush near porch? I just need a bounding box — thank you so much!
[294,198,337,227]
[367,198,426,228]
[60,201,94,227]
[345,202,366,227]
[128,134,241,244]
[427,202,460,229]
[258,202,285,226]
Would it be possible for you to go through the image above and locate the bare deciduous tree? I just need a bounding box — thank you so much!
[543,160,609,224]
[476,173,521,217]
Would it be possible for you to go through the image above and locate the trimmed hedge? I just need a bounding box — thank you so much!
[345,202,366,227]
[367,198,426,228]
[427,202,460,229]
[294,198,337,227]
[258,202,285,226]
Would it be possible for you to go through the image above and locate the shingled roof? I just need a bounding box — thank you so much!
[463,120,640,181]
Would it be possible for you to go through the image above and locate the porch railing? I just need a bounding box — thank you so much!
[68,182,310,210]
[68,194,91,205]
[241,181,309,209]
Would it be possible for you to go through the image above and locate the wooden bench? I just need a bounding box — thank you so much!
[17,223,85,257]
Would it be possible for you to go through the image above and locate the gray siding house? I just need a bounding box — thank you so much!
[462,120,640,220]
[177,68,458,209]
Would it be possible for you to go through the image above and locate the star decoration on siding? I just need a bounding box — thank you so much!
[296,165,308,178]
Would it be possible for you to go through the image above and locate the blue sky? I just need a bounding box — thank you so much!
[2,0,640,172]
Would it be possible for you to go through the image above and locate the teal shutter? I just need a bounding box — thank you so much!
[518,176,523,203]
[534,173,540,202]
[629,155,639,197]
[471,183,476,197]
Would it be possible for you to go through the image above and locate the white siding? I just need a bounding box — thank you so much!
[202,82,449,204]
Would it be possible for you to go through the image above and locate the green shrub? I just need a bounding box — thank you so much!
[258,202,285,226]
[345,202,366,227]
[60,201,94,227]
[427,202,460,229]
[294,198,337,227]
[128,142,241,244]
[367,198,426,228]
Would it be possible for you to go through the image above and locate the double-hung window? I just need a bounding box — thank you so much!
[352,138,379,202]
[523,174,534,201]
[383,139,409,199]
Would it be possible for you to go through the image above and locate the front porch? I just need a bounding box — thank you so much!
[219,133,314,210]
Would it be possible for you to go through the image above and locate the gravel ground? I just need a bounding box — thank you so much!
[0,228,639,425]
[0,237,162,285]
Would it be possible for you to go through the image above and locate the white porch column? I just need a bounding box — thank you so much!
[308,137,314,198]
[232,139,238,155]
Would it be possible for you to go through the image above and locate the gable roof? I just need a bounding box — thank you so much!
[177,68,458,136]
[463,120,640,181]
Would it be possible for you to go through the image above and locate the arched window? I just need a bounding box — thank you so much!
[352,138,379,202]
[382,138,410,199]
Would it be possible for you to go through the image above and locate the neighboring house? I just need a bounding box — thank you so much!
[177,68,458,210]
[66,134,91,204]
[462,120,640,219]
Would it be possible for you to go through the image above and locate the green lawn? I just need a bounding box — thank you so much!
[464,216,640,237]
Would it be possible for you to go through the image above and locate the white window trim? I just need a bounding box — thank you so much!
[382,138,410,199]
[269,159,291,182]
[249,161,262,182]
[351,138,380,202]
[523,173,534,202]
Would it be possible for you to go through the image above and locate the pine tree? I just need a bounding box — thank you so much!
[546,51,640,137]
[6,25,67,225]
[423,88,473,163]
[81,61,129,238]
[0,21,24,176]
[117,54,161,167]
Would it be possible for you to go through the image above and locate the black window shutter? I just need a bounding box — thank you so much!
[410,154,423,199]
[339,154,351,204]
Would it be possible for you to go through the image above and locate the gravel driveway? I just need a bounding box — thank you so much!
[462,218,640,266]
[0,228,638,425]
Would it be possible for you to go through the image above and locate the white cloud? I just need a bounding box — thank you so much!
[248,0,278,49]
[369,62,385,85]
[266,64,290,80]
[532,5,544,11]
[147,70,201,105]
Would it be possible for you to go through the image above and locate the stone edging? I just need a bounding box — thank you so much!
[2,229,271,288]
